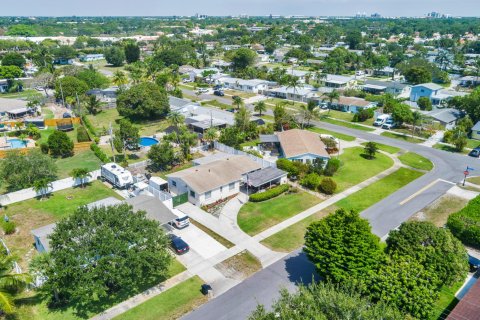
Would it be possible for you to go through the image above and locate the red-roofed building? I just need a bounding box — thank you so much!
[447,278,480,320]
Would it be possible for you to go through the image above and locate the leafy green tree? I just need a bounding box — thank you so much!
[116,82,170,120]
[44,204,171,310]
[0,65,23,79]
[367,254,439,319]
[71,168,92,188]
[363,142,378,159]
[0,254,31,314]
[300,173,321,190]
[53,45,77,60]
[105,46,126,67]
[249,282,403,320]
[386,221,469,286]
[228,48,257,71]
[345,30,363,50]
[1,52,26,68]
[219,127,245,149]
[404,66,432,84]
[447,195,480,249]
[114,119,140,152]
[234,106,251,132]
[319,177,337,195]
[55,76,89,101]
[392,103,413,125]
[304,209,383,284]
[254,101,267,116]
[47,130,74,158]
[232,95,243,111]
[417,97,432,111]
[0,150,57,191]
[33,177,53,199]
[124,43,140,64]
[112,70,129,88]
[6,24,36,36]
[77,67,110,89]
[147,140,176,170]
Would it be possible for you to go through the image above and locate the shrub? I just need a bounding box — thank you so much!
[319,178,337,195]
[76,126,91,142]
[47,130,74,158]
[276,158,309,179]
[447,195,480,249]
[3,221,16,235]
[40,142,49,154]
[300,173,322,190]
[324,158,341,176]
[352,109,374,122]
[81,115,97,137]
[90,143,109,163]
[249,184,290,202]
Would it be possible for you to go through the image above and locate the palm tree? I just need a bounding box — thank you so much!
[286,75,303,105]
[254,101,267,116]
[71,168,92,188]
[322,90,340,115]
[112,70,129,88]
[300,101,320,128]
[203,128,217,150]
[33,178,53,200]
[18,133,28,148]
[167,111,185,129]
[0,255,31,314]
[84,95,103,115]
[234,106,252,132]
[232,96,244,111]
[410,111,422,136]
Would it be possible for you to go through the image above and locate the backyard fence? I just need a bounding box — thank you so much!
[172,193,188,207]
[213,141,276,168]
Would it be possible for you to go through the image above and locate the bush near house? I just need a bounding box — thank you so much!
[319,178,337,195]
[447,195,480,249]
[301,173,322,190]
[90,143,109,163]
[249,184,290,202]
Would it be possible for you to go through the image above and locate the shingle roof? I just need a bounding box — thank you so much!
[125,195,177,225]
[0,98,28,113]
[247,167,288,188]
[365,80,409,90]
[277,129,330,159]
[446,279,480,320]
[31,223,57,252]
[167,155,261,194]
[426,108,463,124]
[413,83,443,91]
[338,96,373,107]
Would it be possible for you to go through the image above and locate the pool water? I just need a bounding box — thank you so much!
[139,137,159,147]
[9,139,28,149]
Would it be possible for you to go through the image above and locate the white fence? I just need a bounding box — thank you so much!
[213,141,276,168]
[0,170,101,207]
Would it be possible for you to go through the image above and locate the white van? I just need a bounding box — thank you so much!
[373,114,391,127]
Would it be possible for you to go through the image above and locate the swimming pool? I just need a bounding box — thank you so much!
[8,139,28,149]
[139,137,159,147]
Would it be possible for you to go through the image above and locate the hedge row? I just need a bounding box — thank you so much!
[81,115,97,137]
[447,196,480,249]
[249,184,289,202]
[77,126,91,142]
[90,143,109,163]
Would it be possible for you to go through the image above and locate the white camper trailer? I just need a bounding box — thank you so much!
[100,163,133,189]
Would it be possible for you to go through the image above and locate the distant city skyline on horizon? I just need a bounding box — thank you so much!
[2,0,480,18]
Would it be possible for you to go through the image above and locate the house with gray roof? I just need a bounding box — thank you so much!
[471,121,480,140]
[425,108,463,130]
[324,74,356,89]
[363,80,411,96]
[218,77,271,93]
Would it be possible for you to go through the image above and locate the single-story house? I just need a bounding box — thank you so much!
[167,155,262,206]
[371,67,401,79]
[425,108,463,130]
[410,83,443,102]
[246,166,288,191]
[471,121,480,140]
[53,58,74,65]
[0,98,29,118]
[80,54,104,62]
[260,129,330,164]
[324,74,356,89]
[330,96,376,113]
[218,77,270,93]
[0,80,8,93]
[86,87,118,103]
[459,76,480,87]
[169,96,198,111]
[187,68,220,82]
[363,80,411,96]
[31,195,177,253]
[446,278,480,320]
[268,86,315,102]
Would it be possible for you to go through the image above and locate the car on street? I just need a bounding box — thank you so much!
[214,90,224,96]
[469,148,480,158]
[171,215,190,229]
[169,234,189,254]
[197,88,209,93]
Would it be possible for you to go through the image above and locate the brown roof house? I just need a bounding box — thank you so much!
[447,279,480,320]
[331,96,376,114]
[260,129,331,164]
[166,155,261,206]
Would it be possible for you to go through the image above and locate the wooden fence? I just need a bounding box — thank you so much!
[0,117,81,128]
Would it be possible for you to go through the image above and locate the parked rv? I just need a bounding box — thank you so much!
[100,163,134,189]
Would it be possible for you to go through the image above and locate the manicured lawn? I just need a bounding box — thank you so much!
[100,145,148,164]
[1,89,43,100]
[334,147,394,192]
[433,143,469,154]
[262,168,423,252]
[361,142,401,154]
[429,281,463,320]
[113,276,207,320]
[55,149,102,179]
[320,117,375,132]
[264,98,306,109]
[86,108,122,133]
[467,176,480,185]
[37,125,85,144]
[398,152,434,171]
[466,138,480,149]
[325,110,354,121]
[308,126,356,142]
[238,190,321,236]
[190,219,234,248]
[2,181,123,268]
[381,131,424,143]
[201,99,232,110]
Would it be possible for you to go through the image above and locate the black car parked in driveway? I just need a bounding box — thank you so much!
[469,147,480,158]
[214,90,224,96]
[169,234,190,254]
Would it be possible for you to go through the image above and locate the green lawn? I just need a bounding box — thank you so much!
[308,126,356,142]
[264,98,306,109]
[240,139,259,148]
[361,142,401,154]
[41,108,55,120]
[201,99,232,110]
[15,259,187,320]
[37,125,87,145]
[398,152,434,171]
[262,168,423,252]
[86,108,122,133]
[190,219,234,248]
[238,190,321,236]
[466,138,480,149]
[325,110,354,121]
[381,131,424,144]
[429,281,463,320]
[334,147,394,192]
[433,143,469,154]
[113,276,206,320]
[1,89,43,100]
[55,149,102,179]
[320,117,375,132]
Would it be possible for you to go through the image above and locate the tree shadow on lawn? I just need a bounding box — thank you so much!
[360,153,376,160]
[284,251,319,286]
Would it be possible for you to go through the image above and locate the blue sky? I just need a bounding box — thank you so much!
[3,0,480,17]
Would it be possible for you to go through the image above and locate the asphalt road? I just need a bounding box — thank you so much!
[183,118,479,320]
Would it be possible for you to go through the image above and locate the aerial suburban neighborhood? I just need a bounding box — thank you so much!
[1,2,480,319]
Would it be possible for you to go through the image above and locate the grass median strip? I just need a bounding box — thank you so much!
[261,168,423,252]
[361,142,401,154]
[238,191,321,236]
[308,127,356,142]
[398,152,434,171]
[190,219,234,248]
[113,276,207,320]
[381,131,424,143]
[320,117,375,132]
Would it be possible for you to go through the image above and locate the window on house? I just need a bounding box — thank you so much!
[220,186,223,192]
[229,182,235,190]
[190,190,195,198]
[172,181,177,187]
[205,191,212,199]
